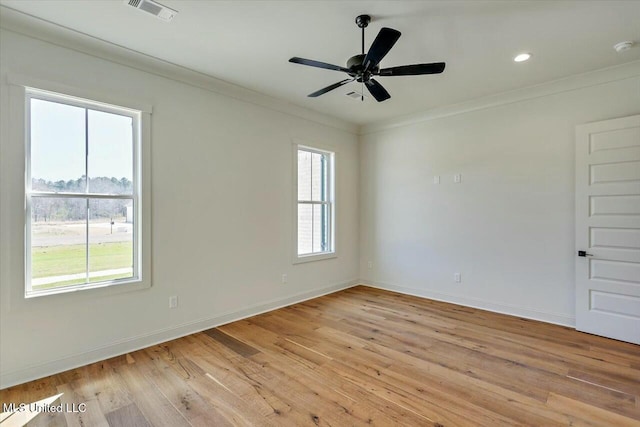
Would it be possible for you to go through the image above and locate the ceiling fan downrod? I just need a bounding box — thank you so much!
[356,15,371,101]
[356,14,371,55]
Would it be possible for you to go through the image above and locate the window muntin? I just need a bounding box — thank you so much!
[26,90,141,296]
[297,146,334,258]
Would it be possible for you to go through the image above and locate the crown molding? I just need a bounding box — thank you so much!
[2,5,637,139]
[0,5,358,134]
[359,60,640,135]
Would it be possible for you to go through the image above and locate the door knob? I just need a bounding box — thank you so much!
[578,250,594,257]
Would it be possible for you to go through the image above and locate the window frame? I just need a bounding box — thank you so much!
[24,88,145,297]
[293,143,336,264]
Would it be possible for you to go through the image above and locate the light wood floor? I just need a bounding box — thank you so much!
[2,286,639,426]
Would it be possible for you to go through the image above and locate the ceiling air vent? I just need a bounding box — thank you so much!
[125,0,178,22]
[345,91,367,100]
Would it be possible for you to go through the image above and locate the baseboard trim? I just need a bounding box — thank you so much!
[361,280,575,328]
[0,279,359,389]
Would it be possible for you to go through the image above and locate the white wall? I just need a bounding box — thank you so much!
[2,11,639,390]
[0,28,359,388]
[359,70,640,326]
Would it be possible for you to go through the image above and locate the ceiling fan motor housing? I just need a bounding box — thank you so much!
[347,54,378,82]
[347,54,366,69]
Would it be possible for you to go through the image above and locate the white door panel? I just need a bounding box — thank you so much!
[589,126,640,152]
[590,195,640,215]
[590,161,640,184]
[590,259,640,283]
[590,291,640,319]
[576,114,640,344]
[588,147,640,164]
[591,227,640,249]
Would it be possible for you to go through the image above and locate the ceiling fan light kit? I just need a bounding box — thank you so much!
[289,14,446,102]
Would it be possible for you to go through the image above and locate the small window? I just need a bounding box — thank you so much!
[25,89,143,296]
[295,145,335,260]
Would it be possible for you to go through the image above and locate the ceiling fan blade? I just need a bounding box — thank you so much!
[289,57,351,73]
[363,27,401,72]
[308,78,355,97]
[378,62,446,76]
[365,79,391,102]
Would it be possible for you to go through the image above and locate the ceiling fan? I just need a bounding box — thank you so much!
[289,14,445,102]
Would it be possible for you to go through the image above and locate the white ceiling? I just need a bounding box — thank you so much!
[1,1,639,126]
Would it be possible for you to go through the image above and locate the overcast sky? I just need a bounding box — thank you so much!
[31,98,133,183]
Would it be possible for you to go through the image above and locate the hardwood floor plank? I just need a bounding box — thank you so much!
[203,328,260,358]
[53,359,133,420]
[312,326,572,426]
[105,403,151,427]
[220,320,331,368]
[546,392,640,427]
[186,352,286,419]
[112,363,191,426]
[56,383,109,427]
[326,360,505,426]
[3,285,639,426]
[249,349,432,426]
[186,374,276,426]
[0,377,61,407]
[222,321,434,425]
[136,347,234,427]
[23,410,68,427]
[566,368,640,397]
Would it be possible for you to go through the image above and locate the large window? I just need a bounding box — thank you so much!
[25,89,142,296]
[296,145,335,260]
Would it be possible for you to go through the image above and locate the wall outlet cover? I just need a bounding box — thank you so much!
[169,296,178,308]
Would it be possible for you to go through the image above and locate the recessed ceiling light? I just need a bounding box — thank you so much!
[614,41,635,53]
[514,53,531,62]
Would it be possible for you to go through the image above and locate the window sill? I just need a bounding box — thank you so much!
[293,252,337,264]
[24,277,149,299]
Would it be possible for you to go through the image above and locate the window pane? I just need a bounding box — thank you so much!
[311,152,327,202]
[298,150,311,201]
[322,154,329,202]
[88,110,133,194]
[89,199,133,283]
[298,203,312,255]
[313,204,329,253]
[30,99,86,193]
[31,197,87,290]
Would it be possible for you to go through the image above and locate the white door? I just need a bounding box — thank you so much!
[575,115,640,344]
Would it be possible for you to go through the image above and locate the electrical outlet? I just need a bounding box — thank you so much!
[367,261,372,269]
[454,273,461,283]
[169,296,178,309]
[433,175,440,184]
[282,274,288,284]
[454,174,462,183]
